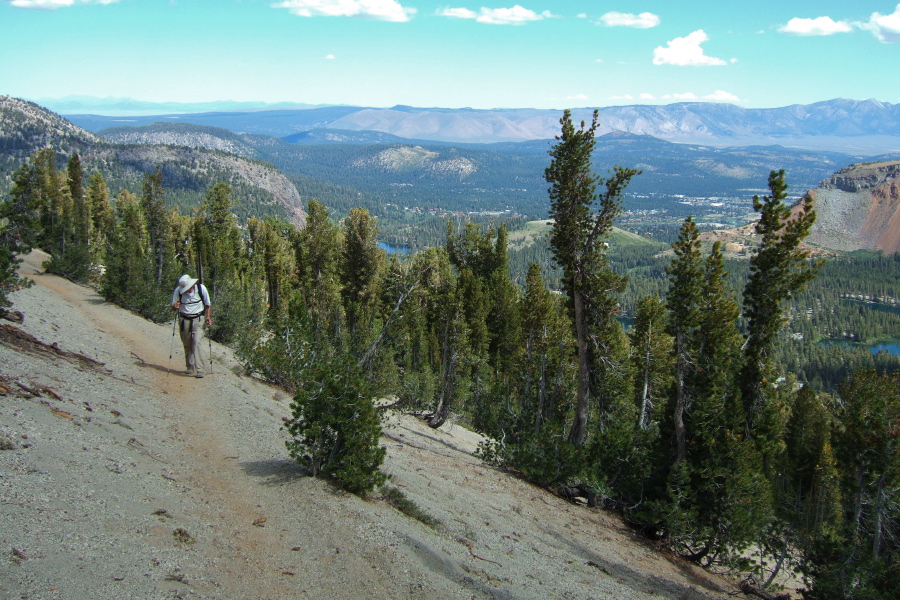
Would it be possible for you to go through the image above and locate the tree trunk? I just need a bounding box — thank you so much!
[429,318,457,428]
[638,319,653,430]
[673,331,687,465]
[568,290,590,445]
[872,441,891,558]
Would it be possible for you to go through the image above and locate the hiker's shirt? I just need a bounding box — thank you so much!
[172,284,210,319]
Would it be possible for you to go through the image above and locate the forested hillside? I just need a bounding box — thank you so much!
[2,99,899,599]
[0,96,306,227]
[92,119,858,225]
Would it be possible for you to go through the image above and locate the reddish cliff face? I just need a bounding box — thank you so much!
[807,160,900,253]
[864,175,900,253]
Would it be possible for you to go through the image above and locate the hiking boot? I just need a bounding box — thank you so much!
[195,372,205,379]
[186,368,196,376]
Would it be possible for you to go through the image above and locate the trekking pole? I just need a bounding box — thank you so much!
[167,315,177,378]
[207,316,213,376]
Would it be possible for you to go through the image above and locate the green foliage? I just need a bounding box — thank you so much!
[546,108,640,445]
[340,207,386,346]
[284,355,387,496]
[799,371,900,599]
[742,170,820,438]
[294,200,343,343]
[630,295,673,432]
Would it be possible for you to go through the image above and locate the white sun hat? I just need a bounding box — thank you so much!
[177,274,199,294]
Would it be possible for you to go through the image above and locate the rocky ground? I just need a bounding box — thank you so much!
[1,250,739,600]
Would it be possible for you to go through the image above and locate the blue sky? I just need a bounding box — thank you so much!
[1,0,899,110]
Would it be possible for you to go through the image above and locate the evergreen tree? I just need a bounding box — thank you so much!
[285,354,387,496]
[630,295,673,431]
[246,217,294,321]
[193,183,245,343]
[666,217,703,465]
[86,173,114,264]
[0,152,44,305]
[294,200,343,344]
[45,152,93,282]
[741,169,819,447]
[805,370,900,599]
[101,190,157,317]
[445,220,520,432]
[545,109,639,444]
[340,208,385,347]
[141,167,170,286]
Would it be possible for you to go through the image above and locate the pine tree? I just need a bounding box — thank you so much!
[340,208,385,347]
[141,167,170,286]
[86,173,114,263]
[294,200,343,343]
[666,217,703,465]
[101,190,157,317]
[741,170,819,455]
[1,153,45,304]
[630,295,673,431]
[546,109,640,445]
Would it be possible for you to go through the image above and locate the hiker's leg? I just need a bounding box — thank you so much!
[193,322,206,375]
[179,318,195,373]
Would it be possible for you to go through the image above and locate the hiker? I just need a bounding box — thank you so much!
[171,274,212,378]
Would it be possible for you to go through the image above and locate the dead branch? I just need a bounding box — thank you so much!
[456,537,502,567]
[739,576,792,600]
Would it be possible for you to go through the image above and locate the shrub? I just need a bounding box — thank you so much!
[284,357,386,496]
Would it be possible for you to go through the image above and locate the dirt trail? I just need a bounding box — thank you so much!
[1,251,740,600]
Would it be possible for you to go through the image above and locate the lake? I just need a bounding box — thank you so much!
[821,339,900,355]
[378,242,410,255]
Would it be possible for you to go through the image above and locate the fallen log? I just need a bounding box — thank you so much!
[739,577,791,600]
[0,309,24,324]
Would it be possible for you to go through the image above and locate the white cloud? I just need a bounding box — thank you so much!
[704,90,740,102]
[576,13,587,19]
[595,58,604,63]
[639,93,655,100]
[325,54,336,59]
[653,30,727,66]
[272,0,416,22]
[599,11,660,29]
[778,16,852,36]
[6,0,117,7]
[439,5,551,25]
[864,4,900,42]
[566,94,589,100]
[663,92,698,100]
[439,7,477,19]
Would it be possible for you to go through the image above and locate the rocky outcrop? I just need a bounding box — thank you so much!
[808,160,900,253]
[0,96,99,157]
[99,123,261,159]
[0,97,305,228]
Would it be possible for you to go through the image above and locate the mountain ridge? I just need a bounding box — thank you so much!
[0,96,307,227]
[59,98,900,155]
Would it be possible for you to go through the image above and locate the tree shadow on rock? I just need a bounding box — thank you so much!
[240,458,309,485]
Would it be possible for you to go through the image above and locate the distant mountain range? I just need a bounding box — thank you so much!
[56,97,900,155]
[36,96,322,117]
